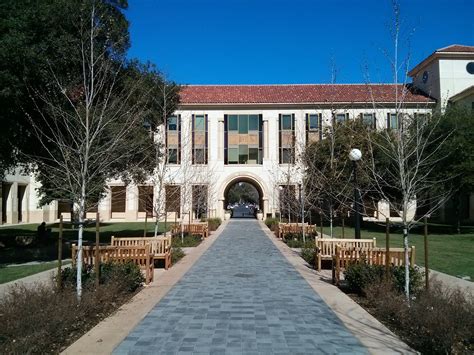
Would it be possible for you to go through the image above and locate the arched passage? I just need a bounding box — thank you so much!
[219,174,269,219]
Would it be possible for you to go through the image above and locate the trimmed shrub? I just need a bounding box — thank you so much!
[205,218,222,231]
[264,217,279,231]
[344,263,423,295]
[99,262,144,292]
[300,242,317,267]
[171,234,202,247]
[171,247,185,264]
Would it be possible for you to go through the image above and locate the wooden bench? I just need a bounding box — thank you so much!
[332,245,416,285]
[171,223,208,239]
[71,244,154,284]
[277,223,316,239]
[315,237,376,271]
[110,236,172,270]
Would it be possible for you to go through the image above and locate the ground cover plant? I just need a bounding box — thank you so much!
[343,263,474,354]
[0,262,144,353]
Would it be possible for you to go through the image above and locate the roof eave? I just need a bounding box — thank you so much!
[409,51,474,77]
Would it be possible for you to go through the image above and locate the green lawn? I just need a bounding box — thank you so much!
[321,224,474,280]
[0,222,170,265]
[0,261,70,284]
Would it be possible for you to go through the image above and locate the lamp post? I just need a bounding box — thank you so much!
[349,148,362,239]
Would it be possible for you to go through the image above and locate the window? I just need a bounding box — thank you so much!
[306,113,322,144]
[387,113,399,130]
[279,114,295,163]
[111,186,126,213]
[192,185,208,219]
[166,115,181,164]
[224,114,262,164]
[138,186,154,214]
[192,114,208,164]
[361,113,376,129]
[335,113,349,124]
[165,185,181,218]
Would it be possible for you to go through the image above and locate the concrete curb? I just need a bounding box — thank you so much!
[62,220,229,355]
[260,221,416,355]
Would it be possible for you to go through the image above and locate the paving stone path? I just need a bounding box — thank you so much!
[114,220,367,354]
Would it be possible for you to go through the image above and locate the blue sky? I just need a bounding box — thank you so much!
[127,0,474,85]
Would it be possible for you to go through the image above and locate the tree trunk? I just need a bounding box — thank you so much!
[403,223,410,300]
[76,193,85,300]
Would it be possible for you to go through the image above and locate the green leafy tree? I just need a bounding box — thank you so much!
[427,106,474,231]
[0,0,130,176]
[303,119,376,235]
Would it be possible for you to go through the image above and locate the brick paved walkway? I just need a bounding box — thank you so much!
[114,220,367,354]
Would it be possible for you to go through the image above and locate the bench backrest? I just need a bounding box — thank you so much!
[110,236,171,255]
[72,244,153,266]
[171,223,208,234]
[335,245,415,267]
[316,237,376,256]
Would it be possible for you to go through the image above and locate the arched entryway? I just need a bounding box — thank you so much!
[219,173,269,220]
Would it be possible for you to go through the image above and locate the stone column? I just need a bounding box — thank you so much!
[263,118,269,159]
[125,184,138,221]
[218,118,224,161]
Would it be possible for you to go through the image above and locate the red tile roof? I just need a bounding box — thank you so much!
[180,84,434,105]
[437,44,474,53]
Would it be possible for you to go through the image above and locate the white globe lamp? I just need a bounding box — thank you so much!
[349,148,362,161]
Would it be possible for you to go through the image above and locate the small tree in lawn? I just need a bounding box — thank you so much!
[27,3,162,299]
[364,0,451,299]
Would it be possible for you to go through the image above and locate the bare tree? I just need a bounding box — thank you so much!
[27,4,157,299]
[364,0,451,299]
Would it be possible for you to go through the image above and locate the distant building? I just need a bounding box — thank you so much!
[1,45,473,225]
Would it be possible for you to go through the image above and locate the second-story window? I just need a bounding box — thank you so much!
[166,115,181,164]
[361,113,376,129]
[387,113,399,130]
[192,114,208,164]
[335,112,349,124]
[224,114,263,164]
[279,113,295,164]
[306,113,322,144]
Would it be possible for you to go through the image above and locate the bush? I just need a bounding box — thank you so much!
[99,262,144,292]
[344,263,423,295]
[364,280,474,354]
[0,275,140,353]
[171,234,202,247]
[300,242,317,267]
[205,218,222,231]
[171,247,185,264]
[58,261,144,292]
[264,217,279,231]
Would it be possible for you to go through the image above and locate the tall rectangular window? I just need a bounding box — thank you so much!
[111,186,126,213]
[192,114,208,164]
[279,114,295,164]
[165,185,181,218]
[361,113,376,129]
[224,114,262,164]
[192,185,208,219]
[138,186,154,214]
[166,115,181,164]
[306,113,322,144]
[387,113,399,130]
